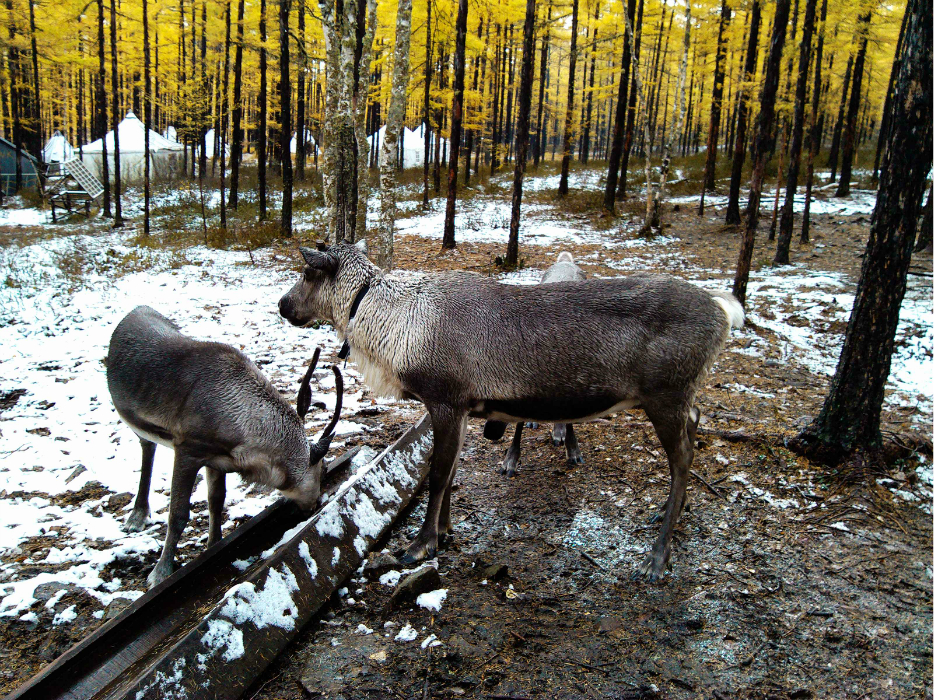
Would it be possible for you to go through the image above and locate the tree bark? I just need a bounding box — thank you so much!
[603,0,635,212]
[375,0,413,269]
[143,0,151,237]
[791,0,931,463]
[800,0,828,243]
[95,0,111,215]
[724,0,760,226]
[532,3,550,168]
[835,11,871,197]
[581,1,599,163]
[872,6,909,181]
[442,0,469,250]
[773,0,817,263]
[296,0,306,181]
[617,0,644,199]
[279,0,292,237]
[827,54,852,182]
[700,0,731,202]
[109,0,123,227]
[557,0,579,196]
[259,0,268,220]
[732,0,791,306]
[220,0,231,231]
[506,0,537,268]
[421,0,432,208]
[27,0,40,159]
[229,0,245,209]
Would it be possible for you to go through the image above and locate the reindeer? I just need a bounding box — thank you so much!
[484,251,588,476]
[279,242,743,582]
[107,305,343,587]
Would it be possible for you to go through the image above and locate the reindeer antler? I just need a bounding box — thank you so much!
[296,347,322,420]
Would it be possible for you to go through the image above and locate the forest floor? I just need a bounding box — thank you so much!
[0,161,930,698]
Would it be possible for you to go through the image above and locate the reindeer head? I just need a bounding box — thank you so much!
[279,347,344,510]
[278,240,373,332]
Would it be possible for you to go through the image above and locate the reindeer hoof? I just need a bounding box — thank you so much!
[124,509,150,533]
[501,458,519,477]
[400,537,437,565]
[552,437,565,447]
[527,422,539,429]
[567,453,584,465]
[632,551,668,583]
[147,560,176,589]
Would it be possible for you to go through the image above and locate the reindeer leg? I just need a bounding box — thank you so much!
[148,449,201,588]
[206,468,226,546]
[501,422,523,477]
[648,405,699,524]
[634,400,693,583]
[125,438,156,532]
[402,406,467,564]
[552,422,567,446]
[564,424,583,464]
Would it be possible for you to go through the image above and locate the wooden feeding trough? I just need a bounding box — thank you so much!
[5,415,433,700]
[43,158,105,222]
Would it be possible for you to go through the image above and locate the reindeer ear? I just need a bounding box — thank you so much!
[299,247,338,275]
[355,239,368,257]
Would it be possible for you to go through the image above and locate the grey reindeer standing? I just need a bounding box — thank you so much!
[279,242,743,581]
[483,251,588,476]
[107,306,343,587]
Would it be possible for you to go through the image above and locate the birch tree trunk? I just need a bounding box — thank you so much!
[442,0,469,250]
[505,0,537,267]
[353,0,377,240]
[375,0,413,269]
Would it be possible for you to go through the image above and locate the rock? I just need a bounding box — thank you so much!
[363,552,401,580]
[368,650,387,664]
[389,566,442,609]
[104,599,132,621]
[33,582,74,603]
[481,563,508,582]
[64,465,87,484]
[793,415,815,429]
[106,492,134,512]
[26,427,50,436]
[764,359,781,368]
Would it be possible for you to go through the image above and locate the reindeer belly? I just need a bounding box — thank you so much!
[116,408,176,448]
[474,395,641,423]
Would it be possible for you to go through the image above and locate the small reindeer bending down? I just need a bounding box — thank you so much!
[484,251,588,476]
[107,306,342,588]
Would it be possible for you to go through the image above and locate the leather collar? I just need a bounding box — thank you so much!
[338,283,370,360]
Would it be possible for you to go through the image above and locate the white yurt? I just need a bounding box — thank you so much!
[366,125,443,168]
[163,125,178,143]
[195,128,231,160]
[82,111,184,184]
[42,131,76,164]
[290,128,316,154]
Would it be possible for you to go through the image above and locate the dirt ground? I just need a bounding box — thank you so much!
[243,206,931,700]
[0,189,931,699]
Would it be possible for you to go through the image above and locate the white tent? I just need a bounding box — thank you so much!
[82,111,184,184]
[290,128,316,154]
[42,131,76,164]
[163,125,178,143]
[195,128,231,159]
[366,125,445,169]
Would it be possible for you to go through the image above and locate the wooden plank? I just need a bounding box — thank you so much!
[122,414,432,700]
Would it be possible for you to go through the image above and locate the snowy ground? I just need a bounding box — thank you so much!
[0,166,930,633]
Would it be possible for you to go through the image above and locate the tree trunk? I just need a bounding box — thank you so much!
[827,54,852,182]
[701,0,731,201]
[353,0,377,239]
[27,0,40,159]
[506,0,537,268]
[914,183,933,253]
[296,0,306,181]
[581,1,599,164]
[617,0,644,199]
[109,0,123,227]
[259,0,268,220]
[649,0,691,231]
[199,1,208,182]
[229,0,245,209]
[220,0,231,231]
[532,3,550,168]
[95,0,111,215]
[724,0,760,225]
[872,6,909,181]
[603,0,635,211]
[143,0,151,237]
[442,0,469,250]
[421,0,432,208]
[375,0,413,269]
[835,11,871,197]
[791,0,931,463]
[463,18,483,185]
[557,0,579,196]
[279,0,293,237]
[732,0,791,306]
[800,0,828,243]
[773,0,817,263]
[490,25,501,173]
